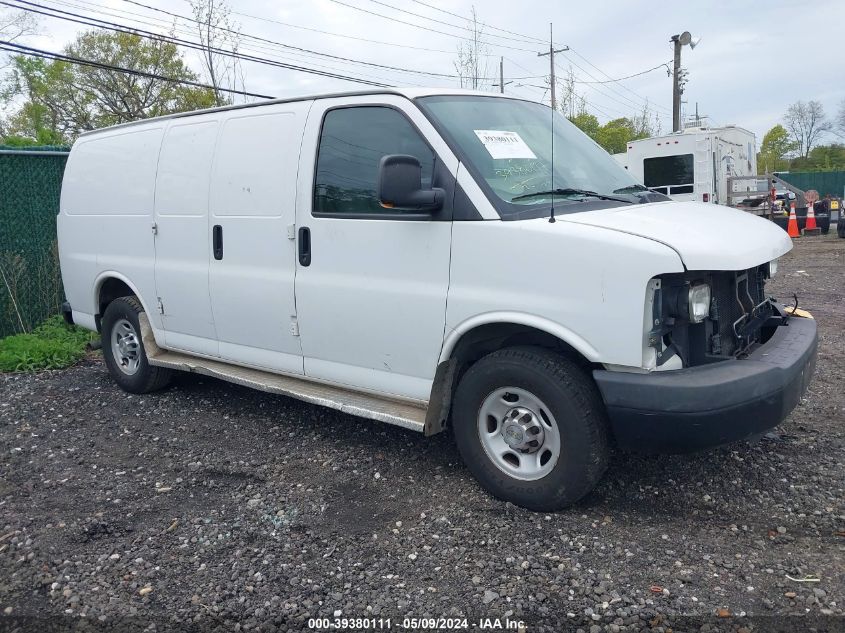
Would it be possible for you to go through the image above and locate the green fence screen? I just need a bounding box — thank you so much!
[776,171,845,198]
[0,146,70,338]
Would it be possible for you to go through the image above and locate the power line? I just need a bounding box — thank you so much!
[408,0,546,44]
[116,0,543,83]
[49,0,418,87]
[573,61,672,84]
[37,0,545,87]
[121,0,458,80]
[363,0,541,46]
[515,82,625,120]
[0,39,274,98]
[566,48,673,113]
[508,54,663,121]
[556,59,670,120]
[326,0,538,53]
[407,1,671,112]
[198,2,456,55]
[3,0,396,87]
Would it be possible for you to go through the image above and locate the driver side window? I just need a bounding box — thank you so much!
[313,106,434,215]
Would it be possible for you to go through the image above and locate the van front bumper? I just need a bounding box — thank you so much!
[592,312,817,453]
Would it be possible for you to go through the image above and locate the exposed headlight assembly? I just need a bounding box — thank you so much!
[768,258,778,278]
[688,283,711,323]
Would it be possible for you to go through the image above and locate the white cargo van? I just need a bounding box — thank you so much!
[58,89,817,511]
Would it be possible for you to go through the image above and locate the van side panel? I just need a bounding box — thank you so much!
[59,126,165,332]
[208,105,309,374]
[154,118,219,356]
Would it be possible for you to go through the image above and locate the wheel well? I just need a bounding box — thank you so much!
[97,278,135,330]
[424,323,596,435]
[449,323,593,378]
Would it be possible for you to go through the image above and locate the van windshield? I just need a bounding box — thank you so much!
[417,95,656,219]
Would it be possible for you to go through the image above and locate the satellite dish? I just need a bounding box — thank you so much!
[679,31,692,46]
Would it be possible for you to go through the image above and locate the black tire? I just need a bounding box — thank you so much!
[451,346,609,511]
[101,296,173,394]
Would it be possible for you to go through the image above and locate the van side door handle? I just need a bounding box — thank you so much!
[212,225,223,260]
[298,227,311,266]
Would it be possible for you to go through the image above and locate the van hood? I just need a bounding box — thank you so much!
[560,200,792,270]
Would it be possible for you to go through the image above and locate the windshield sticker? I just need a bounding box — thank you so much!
[473,130,537,160]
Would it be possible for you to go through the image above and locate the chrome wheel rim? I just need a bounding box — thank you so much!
[111,318,141,376]
[477,387,560,481]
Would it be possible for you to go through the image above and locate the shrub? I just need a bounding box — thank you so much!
[0,315,96,372]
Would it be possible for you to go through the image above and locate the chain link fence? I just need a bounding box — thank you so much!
[0,146,70,338]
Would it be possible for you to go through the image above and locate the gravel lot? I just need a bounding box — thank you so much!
[1,235,843,633]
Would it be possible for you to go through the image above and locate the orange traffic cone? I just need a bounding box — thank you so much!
[787,201,800,238]
[805,201,818,231]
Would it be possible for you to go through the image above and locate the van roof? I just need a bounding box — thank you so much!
[78,87,527,138]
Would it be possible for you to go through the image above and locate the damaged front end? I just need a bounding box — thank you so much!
[648,262,785,369]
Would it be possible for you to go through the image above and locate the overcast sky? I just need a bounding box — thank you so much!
[15,0,845,142]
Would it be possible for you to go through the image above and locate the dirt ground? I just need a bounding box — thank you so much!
[1,235,843,633]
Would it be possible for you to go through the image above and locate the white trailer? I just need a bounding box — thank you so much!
[625,124,757,205]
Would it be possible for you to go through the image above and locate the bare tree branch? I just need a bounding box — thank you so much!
[190,0,242,106]
[453,6,489,90]
[784,100,832,158]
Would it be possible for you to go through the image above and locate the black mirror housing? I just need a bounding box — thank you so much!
[378,154,445,212]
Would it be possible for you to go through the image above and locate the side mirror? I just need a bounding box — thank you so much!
[378,154,445,212]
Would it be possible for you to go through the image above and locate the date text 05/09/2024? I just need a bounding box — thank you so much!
[307,617,526,630]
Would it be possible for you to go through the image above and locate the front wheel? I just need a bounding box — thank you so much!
[101,296,172,394]
[451,347,609,511]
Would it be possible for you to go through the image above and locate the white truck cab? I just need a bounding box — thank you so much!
[58,89,817,511]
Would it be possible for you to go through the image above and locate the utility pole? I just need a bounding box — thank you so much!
[537,23,568,110]
[670,31,697,132]
[671,34,682,132]
[494,57,513,93]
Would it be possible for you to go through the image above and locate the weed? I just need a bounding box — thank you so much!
[0,315,96,372]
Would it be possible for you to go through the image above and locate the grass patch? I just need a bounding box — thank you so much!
[0,316,97,372]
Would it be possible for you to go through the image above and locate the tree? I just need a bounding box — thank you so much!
[189,0,242,106]
[569,112,600,140]
[802,144,845,172]
[569,113,652,155]
[3,30,217,144]
[837,99,845,139]
[784,100,831,158]
[758,124,797,172]
[0,6,37,71]
[630,101,659,138]
[594,118,640,154]
[453,6,489,90]
[555,65,585,119]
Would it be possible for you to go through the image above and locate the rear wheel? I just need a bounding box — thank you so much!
[101,296,172,393]
[451,346,609,511]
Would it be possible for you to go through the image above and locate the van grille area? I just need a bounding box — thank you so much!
[709,267,770,357]
[656,265,774,366]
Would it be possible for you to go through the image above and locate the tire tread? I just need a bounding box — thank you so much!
[452,346,609,511]
[102,296,173,393]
